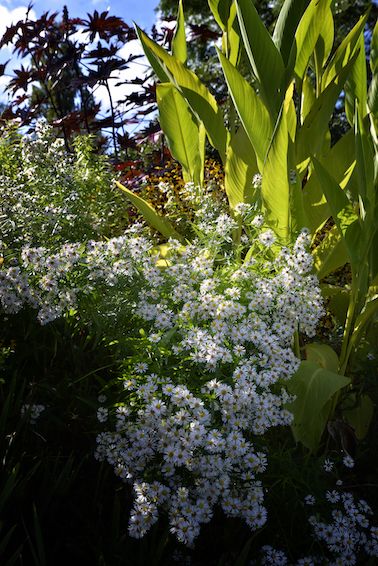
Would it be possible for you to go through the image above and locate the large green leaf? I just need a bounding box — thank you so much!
[368,20,378,116]
[224,126,259,209]
[217,49,272,165]
[312,158,362,266]
[208,0,234,30]
[297,55,357,163]
[235,0,285,116]
[136,25,229,163]
[287,360,350,452]
[322,11,369,89]
[262,108,290,240]
[343,394,375,439]
[273,0,309,66]
[314,4,334,69]
[304,343,339,372]
[291,0,331,83]
[156,83,204,187]
[345,34,367,125]
[312,224,349,280]
[172,0,187,64]
[302,128,356,233]
[115,181,183,241]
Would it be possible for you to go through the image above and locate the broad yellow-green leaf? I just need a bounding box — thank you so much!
[368,20,378,115]
[322,11,369,89]
[217,48,272,165]
[343,394,374,439]
[273,0,309,66]
[116,181,182,241]
[208,0,234,30]
[304,343,339,372]
[297,55,357,163]
[314,4,334,69]
[291,0,331,83]
[157,83,204,187]
[345,34,367,125]
[300,73,316,124]
[303,129,356,233]
[355,108,375,216]
[136,25,229,163]
[172,0,187,64]
[224,125,259,209]
[134,23,170,83]
[235,0,285,116]
[312,158,362,266]
[262,109,290,240]
[312,224,349,280]
[287,360,350,452]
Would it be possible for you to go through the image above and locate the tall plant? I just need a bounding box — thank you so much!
[117,0,378,451]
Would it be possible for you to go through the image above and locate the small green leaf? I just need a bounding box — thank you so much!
[116,181,183,241]
[287,361,350,452]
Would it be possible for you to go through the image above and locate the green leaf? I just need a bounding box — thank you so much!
[311,158,362,266]
[136,25,229,162]
[304,343,339,372]
[302,128,356,233]
[208,0,234,31]
[157,83,203,187]
[235,0,285,116]
[368,20,378,115]
[273,0,309,66]
[134,24,170,83]
[224,126,259,209]
[217,48,272,165]
[312,224,349,280]
[314,4,334,68]
[115,181,183,241]
[322,11,369,89]
[262,108,290,240]
[292,0,331,83]
[287,361,350,452]
[297,55,357,162]
[345,34,367,125]
[343,394,374,439]
[172,0,187,64]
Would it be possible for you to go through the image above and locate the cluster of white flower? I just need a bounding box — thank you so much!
[0,234,151,324]
[95,228,325,545]
[259,489,378,565]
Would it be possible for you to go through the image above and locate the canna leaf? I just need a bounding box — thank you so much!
[322,11,369,89]
[287,361,350,452]
[172,0,187,64]
[262,108,290,240]
[156,83,204,187]
[116,181,183,241]
[217,48,272,165]
[291,0,331,84]
[136,25,229,163]
[312,224,349,280]
[311,158,362,266]
[345,34,367,125]
[368,20,378,116]
[224,125,259,209]
[273,0,309,66]
[235,0,285,116]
